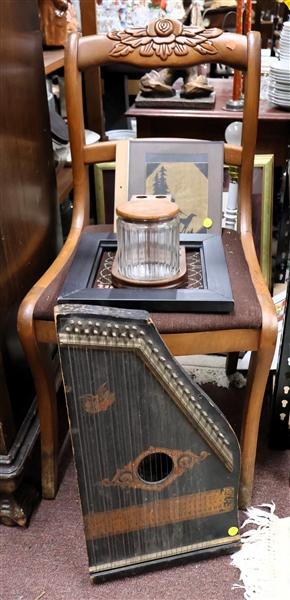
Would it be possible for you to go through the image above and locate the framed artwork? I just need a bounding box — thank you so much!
[114,139,224,234]
[273,159,290,285]
[223,154,274,289]
[94,153,274,288]
[58,231,234,313]
[94,161,116,225]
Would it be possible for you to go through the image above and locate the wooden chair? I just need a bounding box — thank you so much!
[17,20,277,509]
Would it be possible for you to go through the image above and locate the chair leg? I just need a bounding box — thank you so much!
[238,348,272,510]
[225,352,239,376]
[34,343,59,499]
[17,326,59,499]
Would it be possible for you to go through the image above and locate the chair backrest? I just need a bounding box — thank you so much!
[65,20,261,238]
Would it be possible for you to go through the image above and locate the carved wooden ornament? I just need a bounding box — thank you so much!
[108,19,223,60]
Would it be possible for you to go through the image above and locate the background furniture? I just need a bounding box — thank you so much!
[253,0,289,50]
[127,77,290,169]
[79,0,105,139]
[43,50,74,204]
[43,0,105,206]
[18,23,277,510]
[269,277,290,449]
[0,0,62,524]
[203,5,237,31]
[270,157,290,448]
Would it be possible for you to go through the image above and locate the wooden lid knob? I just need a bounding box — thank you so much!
[116,199,179,221]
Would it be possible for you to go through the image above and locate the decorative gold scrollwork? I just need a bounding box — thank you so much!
[102,446,210,491]
[80,382,115,414]
[107,19,222,61]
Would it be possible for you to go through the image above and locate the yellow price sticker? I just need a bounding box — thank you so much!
[203,217,213,229]
[228,526,239,537]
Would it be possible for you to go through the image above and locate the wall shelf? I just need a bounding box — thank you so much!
[43,49,64,75]
[57,167,73,204]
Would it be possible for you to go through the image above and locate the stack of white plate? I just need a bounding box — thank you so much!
[268,21,290,110]
[279,20,290,61]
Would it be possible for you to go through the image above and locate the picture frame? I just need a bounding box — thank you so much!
[58,231,234,313]
[94,154,274,288]
[94,161,116,225]
[223,154,274,289]
[249,154,274,290]
[114,139,224,234]
[273,159,290,285]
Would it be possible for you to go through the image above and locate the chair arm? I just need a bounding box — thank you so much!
[17,209,88,347]
[241,231,278,346]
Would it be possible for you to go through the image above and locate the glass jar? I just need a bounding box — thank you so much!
[116,198,180,282]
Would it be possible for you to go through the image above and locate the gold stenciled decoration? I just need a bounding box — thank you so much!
[80,382,115,414]
[102,446,210,491]
[108,19,222,60]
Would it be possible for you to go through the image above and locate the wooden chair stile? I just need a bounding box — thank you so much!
[17,20,277,508]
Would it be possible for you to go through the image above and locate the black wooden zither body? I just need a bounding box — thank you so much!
[55,304,241,582]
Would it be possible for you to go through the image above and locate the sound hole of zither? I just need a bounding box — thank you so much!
[137,452,174,484]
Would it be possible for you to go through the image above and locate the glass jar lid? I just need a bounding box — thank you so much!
[116,199,179,221]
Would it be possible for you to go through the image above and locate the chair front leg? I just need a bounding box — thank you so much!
[18,321,59,499]
[238,347,273,509]
[35,342,59,499]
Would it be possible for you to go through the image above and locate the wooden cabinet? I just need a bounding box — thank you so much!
[0,0,62,525]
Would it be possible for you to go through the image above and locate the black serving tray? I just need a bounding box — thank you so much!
[58,232,234,313]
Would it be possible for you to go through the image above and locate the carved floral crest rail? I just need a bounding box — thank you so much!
[107,19,223,60]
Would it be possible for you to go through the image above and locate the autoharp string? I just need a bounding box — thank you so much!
[105,344,125,565]
[94,342,118,568]
[84,342,108,568]
[125,345,142,561]
[142,350,161,560]
[65,340,110,568]
[85,343,103,568]
[65,343,98,566]
[114,344,136,563]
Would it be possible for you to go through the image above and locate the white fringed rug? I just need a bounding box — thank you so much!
[231,504,290,600]
[177,355,246,389]
[188,367,246,389]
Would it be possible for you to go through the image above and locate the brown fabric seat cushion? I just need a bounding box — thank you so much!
[34,225,113,322]
[34,226,262,333]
